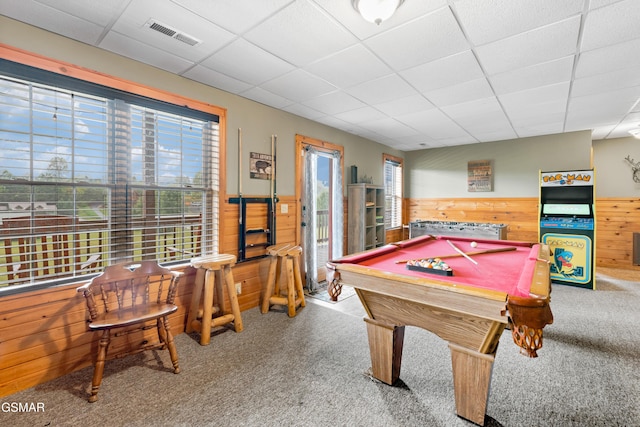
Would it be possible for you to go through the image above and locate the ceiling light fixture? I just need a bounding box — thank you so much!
[352,0,404,25]
[629,128,640,139]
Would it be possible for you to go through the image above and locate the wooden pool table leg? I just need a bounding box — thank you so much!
[364,318,405,385]
[449,343,496,426]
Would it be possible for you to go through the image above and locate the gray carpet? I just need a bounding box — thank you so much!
[2,273,639,427]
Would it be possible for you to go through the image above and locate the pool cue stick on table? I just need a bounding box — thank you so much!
[447,239,478,265]
[394,246,518,264]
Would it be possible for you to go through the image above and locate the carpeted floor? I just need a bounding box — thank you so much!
[2,271,639,427]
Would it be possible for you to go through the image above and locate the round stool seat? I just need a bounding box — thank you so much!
[191,253,237,269]
[261,244,305,317]
[266,243,294,256]
[187,253,242,345]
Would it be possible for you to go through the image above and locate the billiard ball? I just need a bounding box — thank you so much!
[470,241,478,248]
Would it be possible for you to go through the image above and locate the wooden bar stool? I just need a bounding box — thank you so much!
[186,254,243,345]
[261,244,306,317]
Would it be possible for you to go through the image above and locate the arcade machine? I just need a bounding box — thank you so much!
[539,170,596,289]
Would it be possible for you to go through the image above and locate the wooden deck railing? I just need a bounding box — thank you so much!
[317,209,329,244]
[0,215,202,288]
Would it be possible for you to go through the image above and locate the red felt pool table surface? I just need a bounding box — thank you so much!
[339,235,541,298]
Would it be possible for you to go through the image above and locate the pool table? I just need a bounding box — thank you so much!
[326,235,553,426]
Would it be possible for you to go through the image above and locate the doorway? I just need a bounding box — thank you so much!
[295,135,344,293]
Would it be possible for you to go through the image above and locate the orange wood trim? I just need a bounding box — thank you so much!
[294,134,345,247]
[0,44,226,118]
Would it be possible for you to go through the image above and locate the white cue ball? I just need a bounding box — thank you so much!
[470,241,478,248]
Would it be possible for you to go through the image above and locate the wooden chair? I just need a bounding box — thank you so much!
[76,261,182,402]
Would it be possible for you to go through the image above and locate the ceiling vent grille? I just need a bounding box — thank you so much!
[145,19,201,47]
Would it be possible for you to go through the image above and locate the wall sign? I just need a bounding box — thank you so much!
[467,160,493,192]
[250,152,273,180]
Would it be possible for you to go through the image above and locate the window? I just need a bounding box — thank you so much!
[383,154,403,229]
[0,62,219,292]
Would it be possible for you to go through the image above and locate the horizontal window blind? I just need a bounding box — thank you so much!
[384,158,403,229]
[0,71,219,292]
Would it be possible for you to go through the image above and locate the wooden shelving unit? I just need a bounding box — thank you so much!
[347,183,385,254]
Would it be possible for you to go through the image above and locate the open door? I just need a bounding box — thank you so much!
[295,135,344,293]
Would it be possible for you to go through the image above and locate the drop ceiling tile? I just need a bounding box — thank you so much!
[476,16,581,75]
[433,136,478,146]
[359,118,420,139]
[572,68,640,98]
[33,0,130,25]
[575,38,640,79]
[364,7,470,71]
[301,91,366,115]
[453,0,583,46]
[505,99,568,122]
[99,31,195,74]
[400,50,484,94]
[346,74,417,105]
[171,0,294,34]
[261,69,336,102]
[396,109,468,138]
[489,56,574,95]
[567,87,640,128]
[281,103,326,121]
[589,0,623,9]
[425,78,494,107]
[499,82,570,111]
[566,115,618,133]
[182,64,252,94]
[244,0,357,67]
[199,38,294,86]
[304,44,391,89]
[581,0,640,52]
[109,0,236,62]
[5,0,640,148]
[514,120,565,137]
[314,115,356,132]
[590,128,612,139]
[442,97,513,135]
[334,106,388,124]
[3,0,118,44]
[239,86,293,109]
[374,94,435,117]
[609,114,640,138]
[472,129,520,142]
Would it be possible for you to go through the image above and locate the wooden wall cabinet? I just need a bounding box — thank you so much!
[347,184,385,254]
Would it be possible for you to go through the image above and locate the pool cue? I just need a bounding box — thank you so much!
[238,128,243,226]
[272,134,277,203]
[394,246,517,264]
[447,239,477,265]
[270,134,277,242]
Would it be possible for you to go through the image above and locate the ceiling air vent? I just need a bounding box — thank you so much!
[145,19,201,47]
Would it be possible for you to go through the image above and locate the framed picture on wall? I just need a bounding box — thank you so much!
[468,160,493,192]
[250,152,273,180]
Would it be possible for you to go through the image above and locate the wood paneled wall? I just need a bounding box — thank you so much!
[405,197,640,271]
[0,196,299,398]
[2,194,638,398]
